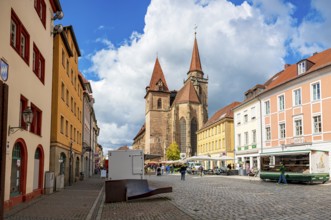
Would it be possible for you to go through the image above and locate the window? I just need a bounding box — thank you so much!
[251,107,256,119]
[265,101,270,115]
[294,89,301,106]
[252,130,256,143]
[10,10,30,64]
[66,90,69,106]
[157,98,162,109]
[30,103,42,136]
[266,127,271,140]
[278,95,285,111]
[313,115,322,133]
[34,0,46,27]
[33,44,45,83]
[294,118,303,136]
[20,95,28,129]
[312,82,321,101]
[62,49,65,67]
[244,132,249,145]
[61,83,65,100]
[237,134,241,146]
[279,123,286,139]
[237,113,241,125]
[244,114,248,123]
[71,97,73,112]
[65,120,68,136]
[71,69,74,84]
[60,116,64,134]
[298,61,306,74]
[66,60,69,76]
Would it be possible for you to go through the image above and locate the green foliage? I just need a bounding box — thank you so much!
[166,142,180,160]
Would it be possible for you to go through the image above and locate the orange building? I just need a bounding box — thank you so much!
[259,48,331,176]
[50,25,84,187]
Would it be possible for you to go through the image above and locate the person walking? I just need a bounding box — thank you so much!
[199,165,204,177]
[180,165,187,181]
[278,162,287,184]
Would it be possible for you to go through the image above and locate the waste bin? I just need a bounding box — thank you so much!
[80,172,84,180]
[239,168,247,176]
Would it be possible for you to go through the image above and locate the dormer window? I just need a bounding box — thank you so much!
[157,80,164,91]
[298,61,306,75]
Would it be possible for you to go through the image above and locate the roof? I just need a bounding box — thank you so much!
[117,146,129,150]
[201,101,241,129]
[172,81,200,105]
[265,48,331,90]
[188,36,203,73]
[147,58,169,92]
[63,26,81,56]
[133,124,145,140]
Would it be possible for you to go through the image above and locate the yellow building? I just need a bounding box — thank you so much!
[197,102,240,169]
[50,26,84,187]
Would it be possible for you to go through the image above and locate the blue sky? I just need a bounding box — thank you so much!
[56,0,331,152]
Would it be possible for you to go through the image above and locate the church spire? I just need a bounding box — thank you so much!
[188,34,203,74]
[147,57,169,92]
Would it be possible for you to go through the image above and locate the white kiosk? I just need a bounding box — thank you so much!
[108,149,144,180]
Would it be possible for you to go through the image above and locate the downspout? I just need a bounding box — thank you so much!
[258,96,263,154]
[89,109,92,177]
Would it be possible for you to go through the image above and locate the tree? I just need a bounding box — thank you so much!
[166,142,180,160]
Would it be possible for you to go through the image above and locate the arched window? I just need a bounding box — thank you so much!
[59,152,66,175]
[180,117,186,153]
[75,157,80,178]
[191,118,198,156]
[10,143,22,197]
[157,98,162,109]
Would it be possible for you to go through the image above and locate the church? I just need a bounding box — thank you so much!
[133,35,208,160]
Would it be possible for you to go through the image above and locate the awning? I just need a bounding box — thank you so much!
[144,154,162,160]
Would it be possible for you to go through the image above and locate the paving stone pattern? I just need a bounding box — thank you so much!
[4,174,331,220]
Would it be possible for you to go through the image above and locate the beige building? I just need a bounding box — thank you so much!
[133,35,208,160]
[50,25,84,187]
[197,102,240,169]
[0,0,62,209]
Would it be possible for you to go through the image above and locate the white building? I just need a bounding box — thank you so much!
[233,84,264,172]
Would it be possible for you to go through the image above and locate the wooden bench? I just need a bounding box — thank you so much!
[105,179,172,203]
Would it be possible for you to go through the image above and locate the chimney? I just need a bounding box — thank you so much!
[284,64,290,69]
[313,52,318,56]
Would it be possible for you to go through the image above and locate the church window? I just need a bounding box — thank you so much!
[157,98,162,109]
[180,118,186,153]
[157,80,164,91]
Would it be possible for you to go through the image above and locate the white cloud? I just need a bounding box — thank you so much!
[85,0,330,149]
[290,0,331,55]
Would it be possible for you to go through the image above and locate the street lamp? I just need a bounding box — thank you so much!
[8,107,33,135]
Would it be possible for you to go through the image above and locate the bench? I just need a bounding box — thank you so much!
[105,179,172,203]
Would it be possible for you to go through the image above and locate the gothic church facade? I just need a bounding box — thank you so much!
[133,36,208,160]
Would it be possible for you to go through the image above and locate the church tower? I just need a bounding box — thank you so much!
[186,34,208,124]
[144,58,170,156]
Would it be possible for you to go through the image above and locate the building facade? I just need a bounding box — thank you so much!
[0,0,62,209]
[233,85,264,172]
[133,35,208,160]
[260,49,331,175]
[50,25,84,187]
[197,102,240,169]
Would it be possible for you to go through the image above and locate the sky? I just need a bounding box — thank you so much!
[56,0,331,153]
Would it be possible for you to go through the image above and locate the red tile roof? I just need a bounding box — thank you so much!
[147,58,169,92]
[133,124,145,140]
[173,81,200,105]
[202,101,241,129]
[189,36,202,73]
[265,48,331,90]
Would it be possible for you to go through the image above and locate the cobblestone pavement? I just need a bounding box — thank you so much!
[4,175,104,220]
[4,174,331,220]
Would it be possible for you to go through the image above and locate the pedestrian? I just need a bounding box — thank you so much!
[277,162,287,184]
[180,165,187,180]
[199,165,204,177]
